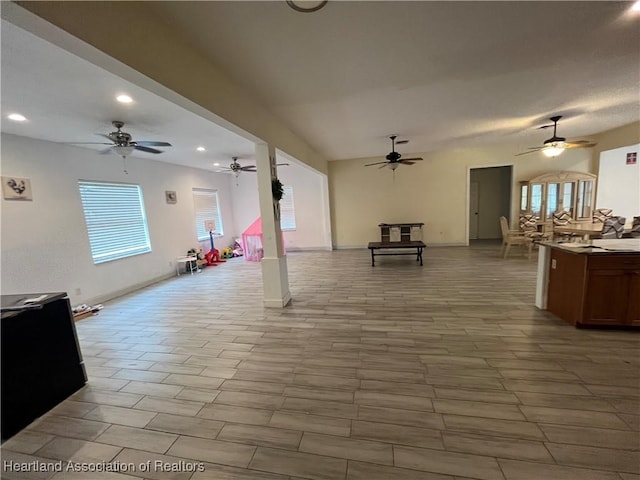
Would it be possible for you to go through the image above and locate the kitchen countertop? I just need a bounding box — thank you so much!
[540,239,640,254]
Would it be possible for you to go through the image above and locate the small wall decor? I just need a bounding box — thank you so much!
[2,176,33,201]
[165,190,177,204]
[272,178,284,202]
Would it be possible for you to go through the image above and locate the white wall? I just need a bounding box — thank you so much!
[1,133,237,305]
[597,143,640,222]
[228,161,331,251]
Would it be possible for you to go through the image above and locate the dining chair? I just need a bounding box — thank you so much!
[519,213,552,250]
[600,216,626,239]
[629,216,640,238]
[500,216,533,259]
[592,208,614,223]
[552,210,574,242]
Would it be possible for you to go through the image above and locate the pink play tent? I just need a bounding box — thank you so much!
[241,217,285,262]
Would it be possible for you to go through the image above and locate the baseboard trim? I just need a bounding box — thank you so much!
[286,246,333,252]
[264,292,292,308]
[83,271,175,307]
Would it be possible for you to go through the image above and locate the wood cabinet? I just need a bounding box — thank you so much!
[520,171,596,223]
[378,223,423,243]
[546,246,640,327]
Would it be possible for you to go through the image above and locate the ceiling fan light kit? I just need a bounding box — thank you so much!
[542,144,565,158]
[112,145,135,158]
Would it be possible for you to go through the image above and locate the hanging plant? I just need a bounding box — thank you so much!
[272,178,284,201]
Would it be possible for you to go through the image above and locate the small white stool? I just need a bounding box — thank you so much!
[176,255,198,275]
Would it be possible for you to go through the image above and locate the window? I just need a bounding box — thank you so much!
[280,185,296,231]
[530,184,543,218]
[193,188,223,240]
[546,183,559,218]
[561,182,575,214]
[78,181,151,264]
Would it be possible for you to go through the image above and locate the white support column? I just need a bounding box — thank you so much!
[255,143,292,308]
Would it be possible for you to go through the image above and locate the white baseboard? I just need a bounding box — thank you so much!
[286,246,333,252]
[83,271,175,307]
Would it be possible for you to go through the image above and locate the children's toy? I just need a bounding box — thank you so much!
[205,249,221,265]
[187,248,207,271]
[241,218,285,262]
[205,224,225,265]
[232,238,243,257]
[221,247,234,259]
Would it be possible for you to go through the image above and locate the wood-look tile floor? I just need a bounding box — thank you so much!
[2,243,639,480]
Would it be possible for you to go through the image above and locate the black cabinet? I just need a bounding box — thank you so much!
[1,293,87,441]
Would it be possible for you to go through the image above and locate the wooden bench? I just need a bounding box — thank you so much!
[367,241,426,266]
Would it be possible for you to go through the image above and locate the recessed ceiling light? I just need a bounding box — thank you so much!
[8,113,26,122]
[213,162,220,166]
[632,0,640,11]
[197,146,206,152]
[116,94,133,103]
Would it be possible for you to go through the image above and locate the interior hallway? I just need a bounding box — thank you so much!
[2,244,639,480]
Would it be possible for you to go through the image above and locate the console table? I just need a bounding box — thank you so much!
[1,293,87,440]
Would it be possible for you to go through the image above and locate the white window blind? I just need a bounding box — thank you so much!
[78,181,152,264]
[280,185,296,231]
[193,188,223,240]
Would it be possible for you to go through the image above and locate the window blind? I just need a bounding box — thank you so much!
[193,188,223,240]
[280,185,296,231]
[78,181,152,264]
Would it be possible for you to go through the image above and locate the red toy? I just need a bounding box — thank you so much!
[206,229,226,265]
[205,249,224,265]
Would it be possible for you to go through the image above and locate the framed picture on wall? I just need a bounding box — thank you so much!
[165,190,177,204]
[2,176,33,201]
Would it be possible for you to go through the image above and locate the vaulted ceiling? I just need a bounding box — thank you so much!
[2,1,639,170]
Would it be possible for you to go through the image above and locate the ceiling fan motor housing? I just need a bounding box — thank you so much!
[109,131,132,146]
[109,121,132,146]
[544,135,566,146]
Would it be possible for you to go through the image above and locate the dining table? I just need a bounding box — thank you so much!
[553,222,604,241]
[553,219,633,241]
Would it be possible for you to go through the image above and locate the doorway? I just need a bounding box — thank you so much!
[468,166,512,240]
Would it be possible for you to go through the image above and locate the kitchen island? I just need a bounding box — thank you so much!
[535,240,640,327]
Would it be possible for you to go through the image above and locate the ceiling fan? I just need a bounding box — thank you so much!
[73,121,172,158]
[515,115,597,157]
[365,135,423,170]
[218,157,289,176]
